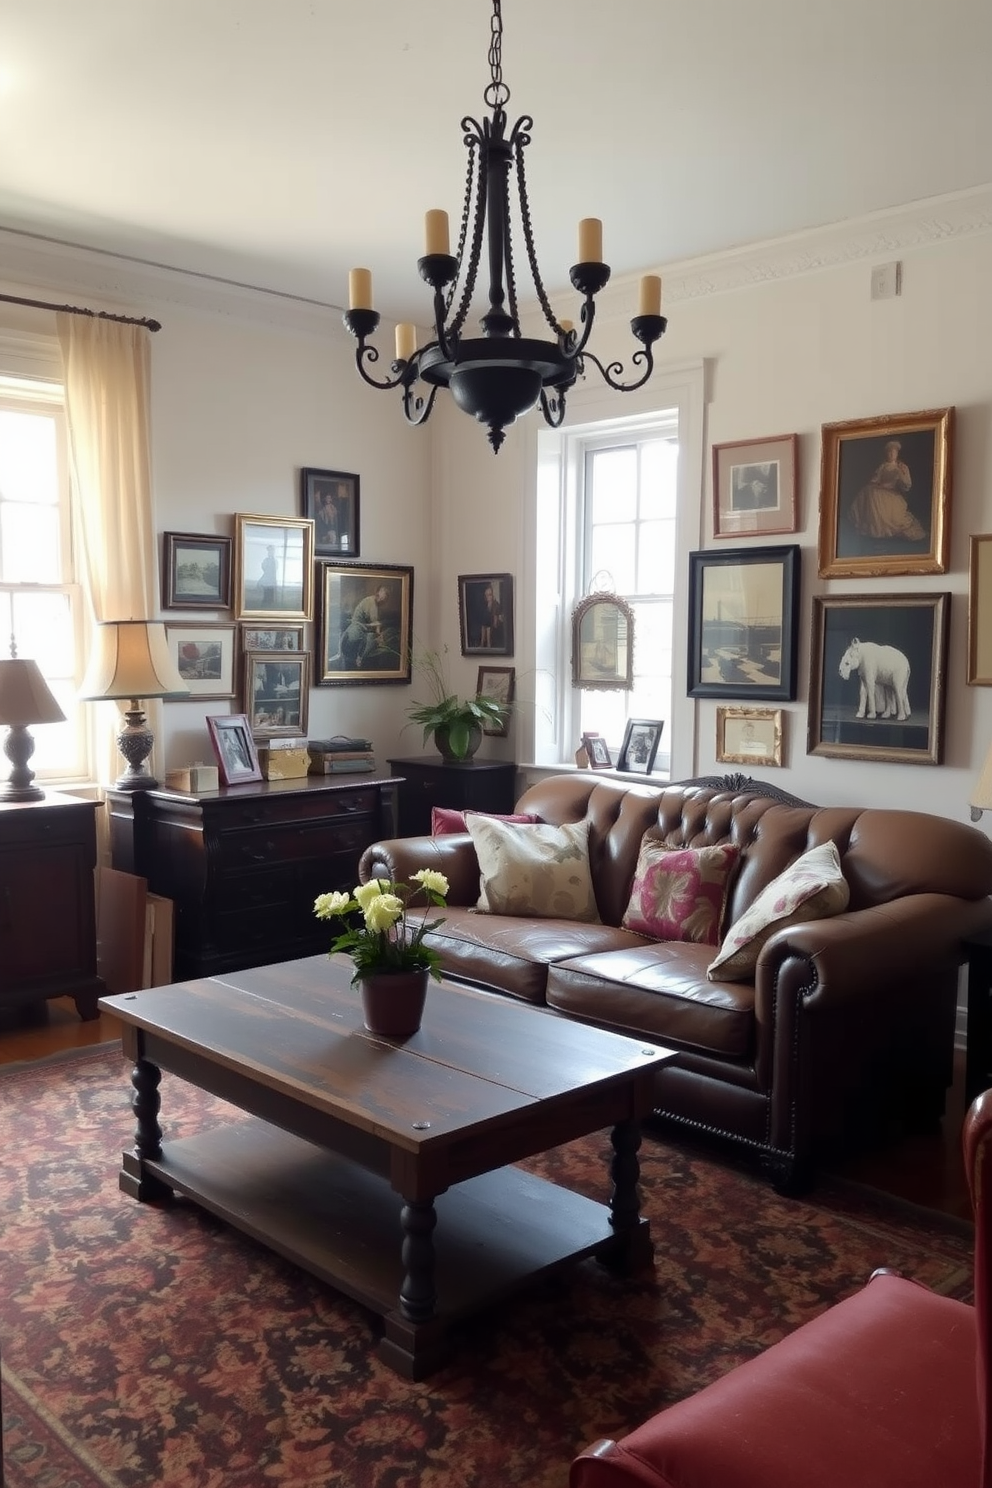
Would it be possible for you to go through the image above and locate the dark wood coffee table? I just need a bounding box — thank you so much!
[100,955,674,1378]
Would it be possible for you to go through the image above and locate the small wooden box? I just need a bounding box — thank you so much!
[165,765,220,793]
[258,747,309,780]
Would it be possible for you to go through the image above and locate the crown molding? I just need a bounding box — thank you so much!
[602,184,992,313]
[2,184,991,336]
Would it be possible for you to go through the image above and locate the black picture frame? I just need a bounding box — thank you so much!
[458,573,514,656]
[617,718,663,774]
[476,664,515,736]
[808,592,949,765]
[315,561,413,686]
[300,467,360,558]
[206,713,263,786]
[687,544,801,702]
[162,532,232,610]
[244,650,311,737]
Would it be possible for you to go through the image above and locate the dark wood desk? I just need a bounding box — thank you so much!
[101,955,672,1379]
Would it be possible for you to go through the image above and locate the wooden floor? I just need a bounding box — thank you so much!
[0,996,974,1223]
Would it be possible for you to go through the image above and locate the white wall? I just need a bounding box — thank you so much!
[0,233,436,774]
[434,188,992,824]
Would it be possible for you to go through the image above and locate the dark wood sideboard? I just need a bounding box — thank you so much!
[0,792,104,1020]
[387,755,517,836]
[105,774,400,982]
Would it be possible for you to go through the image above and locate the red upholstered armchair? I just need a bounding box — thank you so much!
[571,1090,992,1488]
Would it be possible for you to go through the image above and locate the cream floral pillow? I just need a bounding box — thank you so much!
[466,816,601,922]
[707,840,850,982]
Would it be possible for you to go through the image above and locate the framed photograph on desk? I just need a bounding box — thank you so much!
[206,713,263,786]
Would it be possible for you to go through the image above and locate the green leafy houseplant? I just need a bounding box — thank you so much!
[313,871,449,983]
[406,646,507,760]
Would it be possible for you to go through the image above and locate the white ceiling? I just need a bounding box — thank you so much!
[2,0,991,323]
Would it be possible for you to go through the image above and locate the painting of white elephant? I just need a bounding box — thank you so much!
[809,594,949,765]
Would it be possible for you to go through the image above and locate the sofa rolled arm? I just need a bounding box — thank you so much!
[755,891,992,1016]
[358,834,483,906]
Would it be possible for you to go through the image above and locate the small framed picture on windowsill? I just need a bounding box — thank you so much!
[580,731,612,769]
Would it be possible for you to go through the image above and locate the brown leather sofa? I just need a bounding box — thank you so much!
[359,772,992,1187]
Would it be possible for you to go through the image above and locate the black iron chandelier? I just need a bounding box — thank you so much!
[343,0,667,453]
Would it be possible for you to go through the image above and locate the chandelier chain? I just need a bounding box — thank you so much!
[485,0,509,110]
[514,134,559,333]
[448,136,488,339]
[445,134,479,323]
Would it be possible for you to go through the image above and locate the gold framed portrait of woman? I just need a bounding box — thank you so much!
[818,407,953,579]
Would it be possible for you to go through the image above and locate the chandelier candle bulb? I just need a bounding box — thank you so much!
[424,209,450,257]
[348,268,373,311]
[559,319,574,334]
[638,275,662,317]
[395,323,417,362]
[578,218,603,263]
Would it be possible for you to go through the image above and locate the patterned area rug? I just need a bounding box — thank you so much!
[0,1047,974,1488]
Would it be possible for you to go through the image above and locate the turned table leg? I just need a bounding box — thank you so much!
[119,1058,173,1201]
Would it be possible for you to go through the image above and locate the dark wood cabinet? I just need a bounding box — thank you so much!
[105,774,400,982]
[0,793,104,1020]
[386,755,517,837]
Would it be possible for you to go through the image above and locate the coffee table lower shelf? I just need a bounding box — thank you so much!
[131,1116,637,1379]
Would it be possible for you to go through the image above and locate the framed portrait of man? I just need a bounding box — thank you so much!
[316,561,413,686]
[458,573,514,656]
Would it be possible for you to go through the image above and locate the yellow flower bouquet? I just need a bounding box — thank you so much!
[313,870,449,984]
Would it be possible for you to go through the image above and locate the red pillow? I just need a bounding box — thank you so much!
[431,807,540,836]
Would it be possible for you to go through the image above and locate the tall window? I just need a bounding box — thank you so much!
[0,379,87,781]
[576,430,678,768]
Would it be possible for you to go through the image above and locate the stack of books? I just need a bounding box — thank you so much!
[308,736,376,774]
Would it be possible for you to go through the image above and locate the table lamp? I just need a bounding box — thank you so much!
[80,620,189,790]
[0,640,67,802]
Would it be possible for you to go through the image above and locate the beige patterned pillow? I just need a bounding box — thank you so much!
[707,840,849,982]
[467,816,601,922]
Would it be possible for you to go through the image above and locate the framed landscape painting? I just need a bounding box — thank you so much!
[818,407,953,578]
[316,561,413,686]
[162,532,232,610]
[687,545,800,702]
[164,622,236,700]
[808,592,949,765]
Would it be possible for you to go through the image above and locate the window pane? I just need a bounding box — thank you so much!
[588,447,637,523]
[588,524,636,592]
[0,410,58,505]
[640,439,679,519]
[1,503,60,582]
[635,519,676,595]
[11,591,74,676]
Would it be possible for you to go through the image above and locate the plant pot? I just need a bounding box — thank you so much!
[358,969,429,1038]
[434,722,482,763]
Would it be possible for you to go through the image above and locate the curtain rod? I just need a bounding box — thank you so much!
[0,291,161,332]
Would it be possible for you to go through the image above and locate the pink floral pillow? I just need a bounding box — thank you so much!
[431,807,539,836]
[621,839,740,945]
[707,841,850,982]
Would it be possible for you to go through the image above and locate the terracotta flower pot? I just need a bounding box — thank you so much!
[358,969,429,1038]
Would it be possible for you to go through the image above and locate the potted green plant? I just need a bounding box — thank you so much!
[406,647,507,761]
[313,870,449,1036]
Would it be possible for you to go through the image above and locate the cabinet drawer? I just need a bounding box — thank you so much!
[209,788,378,833]
[216,815,375,869]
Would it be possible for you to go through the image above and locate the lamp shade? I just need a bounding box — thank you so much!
[80,620,188,702]
[972,742,992,814]
[0,657,66,727]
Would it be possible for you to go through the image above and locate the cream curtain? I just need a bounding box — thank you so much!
[56,314,163,784]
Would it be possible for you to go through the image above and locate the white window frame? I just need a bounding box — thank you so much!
[523,359,706,781]
[0,336,92,785]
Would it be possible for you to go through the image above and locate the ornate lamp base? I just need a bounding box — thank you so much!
[1,723,45,802]
[114,704,159,792]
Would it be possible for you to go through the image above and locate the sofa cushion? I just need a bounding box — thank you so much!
[467,816,601,922]
[547,942,756,1057]
[621,839,739,946]
[420,906,647,1004]
[431,806,540,836]
[708,840,850,982]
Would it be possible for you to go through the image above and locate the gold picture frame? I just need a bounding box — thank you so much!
[818,407,954,578]
[234,514,314,621]
[716,706,783,767]
[713,433,798,539]
[968,535,992,685]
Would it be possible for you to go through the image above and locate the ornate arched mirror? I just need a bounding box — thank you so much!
[571,592,635,691]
